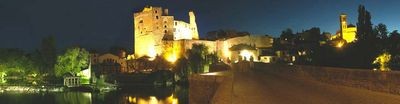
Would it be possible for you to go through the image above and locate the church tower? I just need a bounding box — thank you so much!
[339,14,347,37]
[189,11,199,39]
[339,13,357,43]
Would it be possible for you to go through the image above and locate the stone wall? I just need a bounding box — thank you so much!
[256,63,400,95]
[188,74,224,104]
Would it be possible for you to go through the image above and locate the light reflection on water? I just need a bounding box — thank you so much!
[0,86,187,104]
[125,94,178,104]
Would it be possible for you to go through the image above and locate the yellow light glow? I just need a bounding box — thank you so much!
[148,46,157,61]
[240,50,252,61]
[336,42,344,48]
[373,52,391,71]
[166,94,179,104]
[163,42,181,63]
[149,96,159,104]
[200,72,220,76]
[128,96,137,103]
[222,41,231,61]
[166,54,177,63]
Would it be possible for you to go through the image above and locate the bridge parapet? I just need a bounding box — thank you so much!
[256,63,400,95]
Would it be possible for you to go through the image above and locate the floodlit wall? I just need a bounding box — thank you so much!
[217,35,273,61]
[342,27,357,43]
[134,6,199,58]
[173,21,194,40]
[134,6,174,58]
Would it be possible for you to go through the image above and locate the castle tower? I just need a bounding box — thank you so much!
[133,6,174,59]
[339,13,357,43]
[189,11,199,39]
[339,14,347,37]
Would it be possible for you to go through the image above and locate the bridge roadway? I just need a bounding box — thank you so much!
[231,65,400,104]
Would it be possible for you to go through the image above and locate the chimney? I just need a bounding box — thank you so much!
[164,9,169,15]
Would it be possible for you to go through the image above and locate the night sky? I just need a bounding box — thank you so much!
[1,0,399,52]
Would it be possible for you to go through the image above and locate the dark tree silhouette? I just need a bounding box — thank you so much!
[39,36,56,74]
[374,23,389,39]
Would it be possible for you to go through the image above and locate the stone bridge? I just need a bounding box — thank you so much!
[189,63,400,104]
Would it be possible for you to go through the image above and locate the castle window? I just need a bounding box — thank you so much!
[164,25,167,28]
[175,22,177,26]
[139,20,143,23]
[155,11,158,13]
[156,16,159,19]
[164,30,167,33]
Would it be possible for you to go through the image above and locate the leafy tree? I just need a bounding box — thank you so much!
[388,30,400,54]
[373,52,391,71]
[40,36,57,74]
[174,58,190,77]
[374,23,389,39]
[54,47,89,77]
[187,44,208,73]
[343,5,380,68]
[0,49,38,77]
[280,28,295,41]
[357,5,375,41]
[205,29,250,40]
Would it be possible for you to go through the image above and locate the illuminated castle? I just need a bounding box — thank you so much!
[133,6,273,63]
[134,6,199,58]
[331,14,357,43]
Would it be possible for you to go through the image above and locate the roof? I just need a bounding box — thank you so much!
[229,44,257,51]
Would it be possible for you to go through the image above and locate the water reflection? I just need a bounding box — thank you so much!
[105,86,187,104]
[125,94,178,104]
[0,85,188,104]
[55,92,92,104]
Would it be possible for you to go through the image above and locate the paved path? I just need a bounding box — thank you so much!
[231,66,400,104]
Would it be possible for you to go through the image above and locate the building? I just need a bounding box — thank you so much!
[134,6,199,59]
[331,14,357,43]
[91,53,128,74]
[133,6,274,64]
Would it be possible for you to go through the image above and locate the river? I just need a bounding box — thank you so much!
[0,85,188,104]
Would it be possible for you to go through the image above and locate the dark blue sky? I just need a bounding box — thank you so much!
[0,0,399,52]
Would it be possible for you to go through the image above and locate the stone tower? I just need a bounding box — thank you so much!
[339,13,357,43]
[133,6,174,58]
[189,11,199,39]
[339,14,347,37]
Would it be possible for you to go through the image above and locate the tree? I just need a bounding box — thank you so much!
[174,58,190,81]
[345,5,380,68]
[280,28,295,41]
[54,47,89,77]
[0,49,38,77]
[187,44,208,73]
[373,52,391,71]
[357,5,375,41]
[39,36,57,74]
[388,30,400,54]
[205,29,250,40]
[374,23,388,39]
